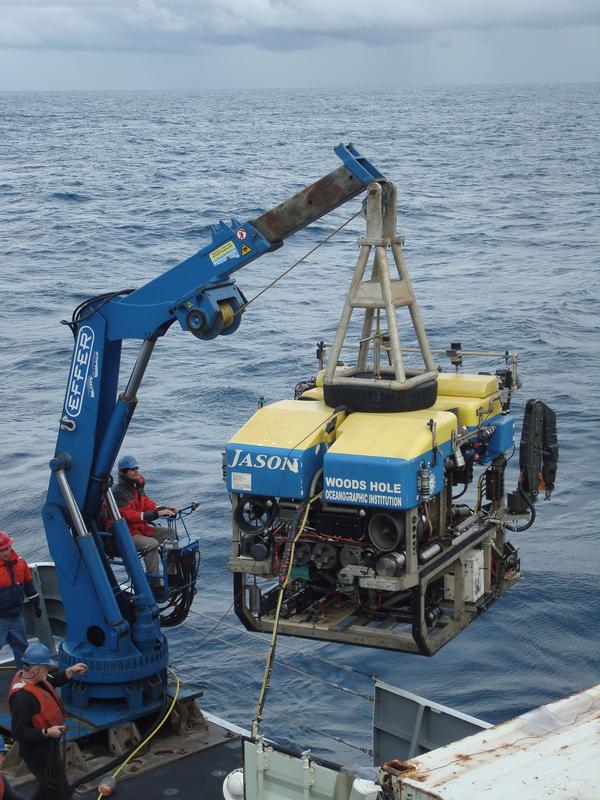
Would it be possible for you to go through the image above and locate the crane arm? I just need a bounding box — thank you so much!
[42,144,385,717]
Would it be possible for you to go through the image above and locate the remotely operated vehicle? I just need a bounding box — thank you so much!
[227,178,559,656]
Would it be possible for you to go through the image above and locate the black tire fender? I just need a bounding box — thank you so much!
[323,378,438,413]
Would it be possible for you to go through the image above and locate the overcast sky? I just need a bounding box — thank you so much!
[0,0,599,90]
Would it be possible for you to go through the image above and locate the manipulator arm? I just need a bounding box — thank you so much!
[508,399,559,515]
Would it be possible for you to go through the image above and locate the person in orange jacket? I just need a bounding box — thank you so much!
[0,531,42,668]
[9,643,87,800]
[111,455,177,581]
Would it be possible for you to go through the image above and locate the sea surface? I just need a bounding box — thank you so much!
[0,85,599,767]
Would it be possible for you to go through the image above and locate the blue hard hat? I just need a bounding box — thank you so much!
[0,734,7,753]
[23,643,56,667]
[118,454,139,471]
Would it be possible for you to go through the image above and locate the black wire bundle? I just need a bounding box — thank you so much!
[505,481,537,532]
[63,289,135,336]
[158,549,200,627]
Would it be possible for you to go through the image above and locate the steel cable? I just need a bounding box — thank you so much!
[176,669,372,757]
[171,621,372,702]
[183,606,377,681]
[237,210,362,317]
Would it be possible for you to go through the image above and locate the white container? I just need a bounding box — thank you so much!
[389,684,600,799]
[444,548,484,602]
[349,778,380,799]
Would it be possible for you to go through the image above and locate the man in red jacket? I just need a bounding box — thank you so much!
[0,531,42,668]
[112,455,177,584]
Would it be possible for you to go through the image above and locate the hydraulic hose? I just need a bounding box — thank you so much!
[68,690,171,792]
[62,669,180,797]
[158,549,199,627]
[505,482,537,532]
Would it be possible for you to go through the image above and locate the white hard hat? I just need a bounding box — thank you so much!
[222,767,244,800]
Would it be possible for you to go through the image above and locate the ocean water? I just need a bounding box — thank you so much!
[0,84,599,766]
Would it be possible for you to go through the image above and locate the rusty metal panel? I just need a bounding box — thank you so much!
[382,684,600,799]
[251,165,368,243]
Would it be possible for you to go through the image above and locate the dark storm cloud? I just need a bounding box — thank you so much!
[0,0,598,53]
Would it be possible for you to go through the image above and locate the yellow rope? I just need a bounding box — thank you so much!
[251,493,321,739]
[96,668,180,798]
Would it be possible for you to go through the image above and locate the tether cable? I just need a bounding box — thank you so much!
[94,668,180,800]
[251,493,322,739]
[69,693,171,792]
[237,210,362,316]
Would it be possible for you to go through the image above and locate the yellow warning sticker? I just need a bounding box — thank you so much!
[241,244,252,256]
[209,240,237,267]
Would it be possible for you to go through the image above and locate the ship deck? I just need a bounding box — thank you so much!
[0,663,243,798]
[77,734,243,799]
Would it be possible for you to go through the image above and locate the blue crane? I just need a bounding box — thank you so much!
[42,144,385,722]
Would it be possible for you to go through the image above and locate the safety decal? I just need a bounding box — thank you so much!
[209,240,238,267]
[231,471,252,492]
[241,244,252,256]
[236,227,247,240]
[64,325,94,418]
